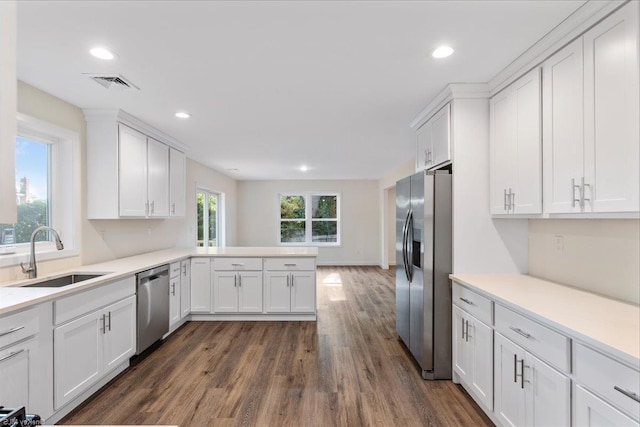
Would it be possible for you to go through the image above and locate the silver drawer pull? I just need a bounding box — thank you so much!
[231,263,245,266]
[509,327,533,339]
[0,349,25,362]
[0,326,25,337]
[614,386,640,403]
[284,263,297,267]
[459,297,474,306]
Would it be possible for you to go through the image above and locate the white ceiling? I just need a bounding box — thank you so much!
[17,0,585,180]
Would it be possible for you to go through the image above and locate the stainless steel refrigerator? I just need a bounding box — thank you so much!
[396,169,452,379]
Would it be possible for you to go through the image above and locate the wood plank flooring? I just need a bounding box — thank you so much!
[60,266,492,426]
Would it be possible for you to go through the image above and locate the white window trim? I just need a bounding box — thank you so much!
[277,192,341,247]
[0,113,80,268]
[195,184,225,247]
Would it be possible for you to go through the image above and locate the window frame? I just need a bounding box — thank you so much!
[278,192,341,247]
[195,186,224,248]
[0,113,80,267]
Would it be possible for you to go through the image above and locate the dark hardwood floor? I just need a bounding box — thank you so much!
[60,266,492,426]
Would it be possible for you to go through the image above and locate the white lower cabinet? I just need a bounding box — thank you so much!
[494,332,570,427]
[213,271,263,313]
[180,259,191,318]
[169,275,181,327]
[54,295,136,409]
[190,258,212,313]
[452,305,493,410]
[575,384,639,427]
[264,271,315,313]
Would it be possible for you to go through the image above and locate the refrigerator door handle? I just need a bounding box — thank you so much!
[407,210,414,282]
[402,209,411,281]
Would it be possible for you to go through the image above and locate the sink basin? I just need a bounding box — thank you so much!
[23,273,105,288]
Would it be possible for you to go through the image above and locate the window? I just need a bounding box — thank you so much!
[0,113,79,266]
[196,188,222,247]
[279,193,340,246]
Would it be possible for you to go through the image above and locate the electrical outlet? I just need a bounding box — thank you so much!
[554,235,564,252]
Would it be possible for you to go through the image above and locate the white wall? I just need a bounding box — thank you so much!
[386,186,396,265]
[529,219,640,304]
[237,180,379,265]
[0,82,237,282]
[451,98,528,274]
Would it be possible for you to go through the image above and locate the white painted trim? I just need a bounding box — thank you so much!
[410,83,489,129]
[489,0,627,96]
[189,313,316,321]
[83,108,189,153]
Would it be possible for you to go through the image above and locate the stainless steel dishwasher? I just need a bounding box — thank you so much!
[136,264,169,354]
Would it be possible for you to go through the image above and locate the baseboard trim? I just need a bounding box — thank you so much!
[190,313,317,321]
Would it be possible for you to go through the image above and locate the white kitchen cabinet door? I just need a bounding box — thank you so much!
[543,38,584,214]
[102,295,136,372]
[490,89,514,214]
[429,103,451,168]
[238,272,263,313]
[169,148,186,217]
[494,333,526,427]
[264,272,290,312]
[290,271,316,313]
[169,277,181,327]
[118,124,148,217]
[469,317,493,411]
[147,137,169,217]
[575,384,639,427]
[512,68,541,214]
[526,352,570,427]
[583,1,640,213]
[453,306,471,381]
[416,121,431,172]
[190,258,212,313]
[0,338,37,411]
[180,260,191,318]
[54,311,102,409]
[213,272,239,313]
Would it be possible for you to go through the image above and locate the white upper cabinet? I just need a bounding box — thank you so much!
[490,67,542,215]
[169,148,186,217]
[543,1,639,215]
[583,2,639,213]
[415,103,451,172]
[84,109,186,219]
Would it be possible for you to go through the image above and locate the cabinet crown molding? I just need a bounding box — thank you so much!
[83,108,189,153]
[410,83,489,129]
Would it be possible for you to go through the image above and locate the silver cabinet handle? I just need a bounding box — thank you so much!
[572,179,581,208]
[514,355,525,388]
[0,348,25,362]
[151,200,155,215]
[510,191,515,212]
[182,265,187,275]
[504,189,508,211]
[520,360,526,389]
[284,263,297,267]
[461,317,466,339]
[424,149,428,167]
[509,326,533,339]
[581,177,591,208]
[0,326,25,337]
[508,187,513,211]
[238,274,242,287]
[171,203,176,215]
[614,386,640,403]
[145,200,150,216]
[101,314,106,334]
[231,263,245,267]
[107,311,111,332]
[234,274,237,287]
[171,283,175,296]
[464,320,470,342]
[459,297,474,306]
[290,273,294,287]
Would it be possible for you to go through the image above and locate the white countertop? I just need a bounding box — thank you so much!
[450,273,640,367]
[0,246,318,315]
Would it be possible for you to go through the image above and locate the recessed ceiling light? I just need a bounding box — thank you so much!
[175,112,191,119]
[432,46,454,59]
[90,47,115,60]
[300,165,308,172]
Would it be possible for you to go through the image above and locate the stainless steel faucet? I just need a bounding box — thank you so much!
[20,226,64,279]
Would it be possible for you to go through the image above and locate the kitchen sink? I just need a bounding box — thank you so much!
[22,273,106,288]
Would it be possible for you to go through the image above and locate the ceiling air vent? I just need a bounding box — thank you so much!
[85,73,140,91]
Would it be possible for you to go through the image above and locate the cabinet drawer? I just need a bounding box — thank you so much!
[170,262,181,278]
[575,343,640,419]
[452,283,492,325]
[212,258,263,271]
[0,305,40,349]
[55,276,135,325]
[264,258,316,271]
[495,304,570,372]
